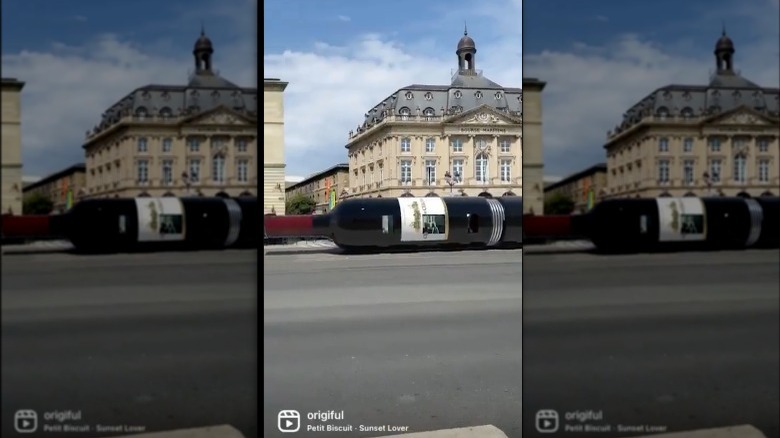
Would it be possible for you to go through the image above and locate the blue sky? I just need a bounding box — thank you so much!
[524,0,780,178]
[263,0,522,181]
[2,0,255,178]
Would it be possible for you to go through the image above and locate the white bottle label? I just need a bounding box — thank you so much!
[135,198,185,242]
[398,197,449,242]
[656,198,706,242]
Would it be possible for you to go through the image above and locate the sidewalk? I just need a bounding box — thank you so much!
[1,240,73,254]
[264,239,595,254]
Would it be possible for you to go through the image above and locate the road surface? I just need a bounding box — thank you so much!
[1,250,257,438]
[264,249,779,438]
[523,249,779,437]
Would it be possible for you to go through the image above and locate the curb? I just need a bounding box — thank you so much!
[630,425,766,438]
[377,425,507,438]
[2,241,74,255]
[116,425,245,438]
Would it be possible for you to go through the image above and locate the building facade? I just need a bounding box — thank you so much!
[285,164,349,214]
[522,77,546,214]
[544,163,607,214]
[264,78,288,215]
[2,78,25,215]
[22,163,87,213]
[83,31,258,199]
[605,31,780,198]
[344,31,531,210]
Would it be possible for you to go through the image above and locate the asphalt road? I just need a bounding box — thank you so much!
[264,249,779,438]
[264,249,524,437]
[1,250,257,438]
[523,249,780,438]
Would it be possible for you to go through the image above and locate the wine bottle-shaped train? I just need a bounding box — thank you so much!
[2,195,778,253]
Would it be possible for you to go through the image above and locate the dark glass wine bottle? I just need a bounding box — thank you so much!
[571,196,780,252]
[265,196,523,251]
[48,196,258,252]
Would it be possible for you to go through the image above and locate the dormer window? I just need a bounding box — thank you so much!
[399,107,411,120]
[454,90,462,99]
[495,92,503,100]
[424,92,433,101]
[135,107,148,119]
[405,91,414,100]
[475,91,483,99]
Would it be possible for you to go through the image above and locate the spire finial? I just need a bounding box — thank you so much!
[201,21,205,36]
[464,21,468,36]
[722,21,726,36]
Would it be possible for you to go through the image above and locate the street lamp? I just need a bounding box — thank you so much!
[181,171,190,195]
[444,171,461,193]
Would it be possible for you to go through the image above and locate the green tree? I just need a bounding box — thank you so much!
[544,192,575,215]
[285,193,316,215]
[23,193,55,215]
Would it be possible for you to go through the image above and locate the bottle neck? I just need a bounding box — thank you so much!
[263,214,332,239]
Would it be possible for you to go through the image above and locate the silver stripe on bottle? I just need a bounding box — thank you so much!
[744,198,763,247]
[223,198,243,247]
[486,198,505,246]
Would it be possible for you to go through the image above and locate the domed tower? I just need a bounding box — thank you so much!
[456,24,477,75]
[714,27,735,73]
[193,26,214,74]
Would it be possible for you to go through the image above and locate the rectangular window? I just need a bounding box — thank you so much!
[237,159,249,182]
[500,140,511,153]
[162,159,173,185]
[500,159,511,182]
[236,138,248,153]
[212,155,225,183]
[475,155,488,183]
[733,156,747,183]
[425,159,436,185]
[162,138,173,153]
[658,138,669,152]
[425,138,436,153]
[188,159,201,182]
[400,160,412,184]
[452,159,464,182]
[188,137,200,153]
[709,159,722,183]
[137,137,148,153]
[683,138,693,153]
[683,159,694,185]
[137,160,149,183]
[401,137,411,153]
[758,159,770,183]
[658,159,670,183]
[709,137,721,152]
[451,138,463,152]
[757,139,769,153]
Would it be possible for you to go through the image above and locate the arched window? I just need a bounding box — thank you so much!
[399,107,411,120]
[475,153,489,183]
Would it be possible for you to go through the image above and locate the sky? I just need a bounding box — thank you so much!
[524,0,780,178]
[2,0,256,179]
[263,0,523,181]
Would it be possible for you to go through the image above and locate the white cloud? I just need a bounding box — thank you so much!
[263,0,521,177]
[337,15,351,22]
[1,0,255,177]
[524,0,780,178]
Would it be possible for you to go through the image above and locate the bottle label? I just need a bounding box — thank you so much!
[656,198,706,242]
[398,197,449,242]
[135,198,185,242]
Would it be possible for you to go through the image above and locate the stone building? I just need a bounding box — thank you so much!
[83,30,258,199]
[605,30,779,198]
[285,163,349,214]
[1,77,25,215]
[264,78,288,215]
[344,30,535,211]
